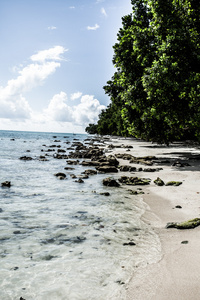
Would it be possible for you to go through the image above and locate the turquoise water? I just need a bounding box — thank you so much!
[0,130,160,300]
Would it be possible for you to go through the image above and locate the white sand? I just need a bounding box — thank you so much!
[107,137,200,300]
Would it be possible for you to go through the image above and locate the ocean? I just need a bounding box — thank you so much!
[0,130,160,300]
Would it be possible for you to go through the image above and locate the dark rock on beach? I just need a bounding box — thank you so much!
[97,165,118,173]
[166,218,200,229]
[119,176,151,186]
[1,181,11,187]
[123,241,136,246]
[103,178,120,187]
[165,181,182,186]
[119,165,137,172]
[54,172,66,180]
[19,156,33,161]
[154,177,165,186]
[75,178,84,183]
[82,169,98,175]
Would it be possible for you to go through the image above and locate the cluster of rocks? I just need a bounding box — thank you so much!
[154,177,182,186]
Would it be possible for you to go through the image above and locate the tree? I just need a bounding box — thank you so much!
[142,0,200,142]
[87,0,200,143]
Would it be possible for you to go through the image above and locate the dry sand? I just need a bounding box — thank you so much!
[107,137,200,300]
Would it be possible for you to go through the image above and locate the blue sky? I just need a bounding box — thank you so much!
[0,0,132,133]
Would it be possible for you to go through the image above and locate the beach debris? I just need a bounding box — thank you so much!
[54,172,66,180]
[165,181,182,186]
[1,181,11,187]
[118,176,151,186]
[20,297,26,300]
[166,218,200,229]
[103,177,120,187]
[181,240,189,244]
[154,177,165,186]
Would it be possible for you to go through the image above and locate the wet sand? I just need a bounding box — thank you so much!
[106,137,200,300]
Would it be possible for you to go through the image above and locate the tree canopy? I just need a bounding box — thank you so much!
[86,0,200,143]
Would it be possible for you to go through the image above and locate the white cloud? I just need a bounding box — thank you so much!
[31,46,67,63]
[87,24,100,31]
[70,92,82,101]
[0,46,66,120]
[101,7,107,17]
[45,92,73,122]
[69,6,75,9]
[73,94,105,125]
[45,93,105,126]
[48,26,57,30]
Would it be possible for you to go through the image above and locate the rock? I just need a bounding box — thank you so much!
[75,178,84,183]
[166,181,182,186]
[166,218,200,229]
[106,155,119,166]
[119,165,137,172]
[100,192,110,196]
[176,218,200,229]
[81,161,100,166]
[54,172,66,180]
[118,176,151,186]
[1,181,11,187]
[66,160,79,165]
[97,166,118,173]
[172,160,191,167]
[57,149,66,153]
[143,168,163,172]
[175,205,182,209]
[128,189,144,195]
[64,167,75,170]
[165,222,177,229]
[19,156,33,161]
[54,154,68,159]
[83,169,98,175]
[70,174,77,179]
[103,178,120,187]
[181,240,189,244]
[123,241,136,246]
[115,153,134,160]
[154,177,165,186]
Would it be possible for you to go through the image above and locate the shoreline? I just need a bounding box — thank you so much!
[105,136,200,299]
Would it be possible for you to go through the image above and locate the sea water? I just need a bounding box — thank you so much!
[0,130,161,300]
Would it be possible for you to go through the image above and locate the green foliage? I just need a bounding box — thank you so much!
[85,123,98,134]
[87,0,200,143]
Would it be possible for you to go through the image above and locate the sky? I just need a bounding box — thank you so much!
[0,0,132,134]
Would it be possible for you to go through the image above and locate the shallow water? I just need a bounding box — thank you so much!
[0,130,161,300]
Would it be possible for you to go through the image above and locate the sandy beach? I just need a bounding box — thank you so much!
[107,137,200,300]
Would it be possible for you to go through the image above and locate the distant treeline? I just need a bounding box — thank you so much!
[86,0,200,144]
